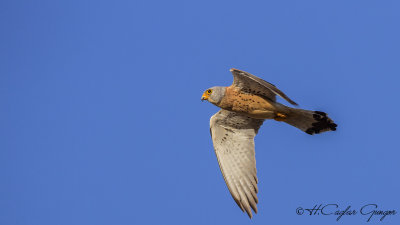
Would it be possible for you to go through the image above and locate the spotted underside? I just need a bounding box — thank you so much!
[206,68,337,219]
[218,86,279,119]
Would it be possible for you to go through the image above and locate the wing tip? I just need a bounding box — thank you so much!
[290,100,299,106]
[230,68,241,73]
[245,207,253,219]
[233,198,245,212]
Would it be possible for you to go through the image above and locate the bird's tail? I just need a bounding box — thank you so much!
[282,106,337,135]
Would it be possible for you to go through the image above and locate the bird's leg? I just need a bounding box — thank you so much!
[274,113,287,121]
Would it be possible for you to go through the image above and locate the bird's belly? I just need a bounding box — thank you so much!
[245,109,276,119]
[230,95,277,119]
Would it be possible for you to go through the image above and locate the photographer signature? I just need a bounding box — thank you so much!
[296,204,397,222]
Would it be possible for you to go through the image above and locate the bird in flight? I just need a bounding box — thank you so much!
[201,68,337,218]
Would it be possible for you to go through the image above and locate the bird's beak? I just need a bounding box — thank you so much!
[201,93,208,102]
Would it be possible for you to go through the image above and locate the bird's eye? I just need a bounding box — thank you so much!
[207,89,212,94]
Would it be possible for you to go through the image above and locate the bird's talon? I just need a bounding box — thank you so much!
[274,113,287,121]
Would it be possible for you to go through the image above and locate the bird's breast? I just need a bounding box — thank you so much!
[218,87,277,119]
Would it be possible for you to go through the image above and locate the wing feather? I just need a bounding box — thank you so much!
[230,68,298,105]
[210,109,264,218]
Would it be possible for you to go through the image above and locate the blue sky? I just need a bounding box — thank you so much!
[1,0,400,224]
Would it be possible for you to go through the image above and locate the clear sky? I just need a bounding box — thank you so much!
[1,0,400,225]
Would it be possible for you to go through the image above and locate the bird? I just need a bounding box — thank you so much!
[201,68,337,218]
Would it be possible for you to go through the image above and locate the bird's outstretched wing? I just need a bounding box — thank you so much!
[210,109,264,218]
[230,68,298,106]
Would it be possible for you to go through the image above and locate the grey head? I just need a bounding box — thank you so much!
[201,86,226,105]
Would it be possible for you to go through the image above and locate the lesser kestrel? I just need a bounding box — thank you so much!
[201,68,337,218]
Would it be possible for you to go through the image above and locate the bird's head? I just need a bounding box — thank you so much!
[201,86,226,105]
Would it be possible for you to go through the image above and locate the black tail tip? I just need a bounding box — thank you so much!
[306,111,337,135]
